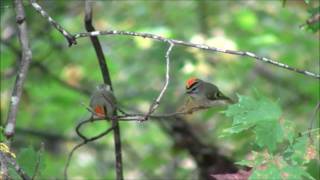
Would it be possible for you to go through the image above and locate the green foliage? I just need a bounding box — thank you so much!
[10,146,46,178]
[306,6,320,32]
[1,1,319,179]
[223,95,317,180]
[0,126,4,142]
[223,95,283,152]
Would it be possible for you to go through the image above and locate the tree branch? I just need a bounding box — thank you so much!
[29,0,76,46]
[0,147,31,180]
[75,30,320,79]
[5,0,33,138]
[84,1,123,180]
[28,1,319,79]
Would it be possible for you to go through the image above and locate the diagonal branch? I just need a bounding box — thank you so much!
[29,0,76,46]
[5,0,33,138]
[75,30,320,79]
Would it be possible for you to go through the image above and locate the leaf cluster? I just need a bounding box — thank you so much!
[223,95,318,180]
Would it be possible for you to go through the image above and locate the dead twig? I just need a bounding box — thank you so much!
[143,42,174,121]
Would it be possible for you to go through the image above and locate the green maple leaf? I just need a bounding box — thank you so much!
[225,95,281,125]
[290,136,309,165]
[254,120,284,152]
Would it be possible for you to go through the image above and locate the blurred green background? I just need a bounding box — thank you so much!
[1,0,319,179]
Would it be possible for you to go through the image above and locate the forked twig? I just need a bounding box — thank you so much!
[144,42,174,120]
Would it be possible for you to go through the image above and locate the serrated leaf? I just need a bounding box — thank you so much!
[283,120,295,144]
[249,163,282,180]
[282,165,315,180]
[254,120,284,152]
[290,136,309,165]
[225,95,281,127]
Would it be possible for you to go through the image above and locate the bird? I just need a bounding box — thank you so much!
[180,77,233,113]
[89,84,117,119]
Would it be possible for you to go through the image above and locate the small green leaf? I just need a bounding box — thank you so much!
[283,165,315,180]
[254,120,284,152]
[249,163,282,180]
[0,126,5,142]
[283,120,295,144]
[225,95,281,126]
[224,95,282,146]
[290,136,309,165]
[304,0,310,4]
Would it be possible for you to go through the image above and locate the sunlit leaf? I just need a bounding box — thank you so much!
[249,163,282,180]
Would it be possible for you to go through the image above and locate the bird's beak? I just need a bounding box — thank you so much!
[220,94,235,104]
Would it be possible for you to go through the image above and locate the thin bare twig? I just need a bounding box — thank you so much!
[144,42,174,121]
[64,126,115,180]
[75,30,320,79]
[5,0,33,138]
[77,104,215,123]
[29,0,76,46]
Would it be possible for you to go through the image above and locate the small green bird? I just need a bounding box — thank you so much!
[89,84,117,119]
[185,77,233,107]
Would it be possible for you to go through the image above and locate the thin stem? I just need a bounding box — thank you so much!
[144,42,174,120]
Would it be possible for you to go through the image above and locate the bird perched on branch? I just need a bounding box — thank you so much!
[89,84,117,119]
[179,78,233,113]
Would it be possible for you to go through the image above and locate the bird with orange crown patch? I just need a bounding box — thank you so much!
[183,77,233,109]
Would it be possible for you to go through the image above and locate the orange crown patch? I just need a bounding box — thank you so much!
[186,77,198,89]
